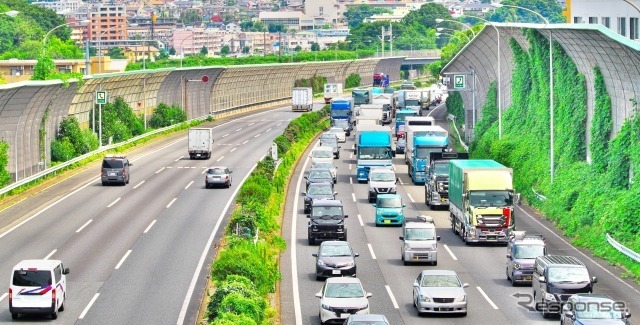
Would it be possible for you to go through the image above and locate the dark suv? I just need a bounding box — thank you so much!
[506,231,546,286]
[101,155,132,186]
[307,200,348,245]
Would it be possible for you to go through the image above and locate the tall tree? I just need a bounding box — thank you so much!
[486,0,565,23]
[344,4,392,28]
[200,46,208,55]
[401,3,454,30]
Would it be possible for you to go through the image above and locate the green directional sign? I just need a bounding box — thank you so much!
[454,75,465,89]
[95,91,108,105]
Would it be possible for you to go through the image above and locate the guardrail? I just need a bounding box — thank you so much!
[606,233,640,263]
[447,114,469,152]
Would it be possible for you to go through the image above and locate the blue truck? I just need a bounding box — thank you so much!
[405,125,449,184]
[330,98,353,136]
[394,109,416,138]
[356,126,394,182]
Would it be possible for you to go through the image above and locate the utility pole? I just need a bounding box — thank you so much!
[389,23,393,57]
[381,26,385,58]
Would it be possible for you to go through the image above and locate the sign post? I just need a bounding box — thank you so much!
[95,91,108,146]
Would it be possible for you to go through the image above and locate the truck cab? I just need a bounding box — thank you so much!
[400,216,440,265]
[367,167,398,203]
[356,128,394,182]
[330,98,353,135]
[372,194,405,226]
[394,109,416,138]
[405,125,449,185]
[307,200,348,245]
[425,152,468,209]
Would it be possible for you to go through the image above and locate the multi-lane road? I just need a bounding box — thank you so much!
[281,101,640,324]
[0,104,318,324]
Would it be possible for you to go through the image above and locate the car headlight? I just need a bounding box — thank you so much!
[544,292,556,301]
[432,192,440,199]
[346,260,355,267]
[419,295,431,302]
[357,303,369,311]
[454,295,466,302]
[321,303,332,310]
[514,263,520,270]
[404,243,411,251]
[317,259,325,266]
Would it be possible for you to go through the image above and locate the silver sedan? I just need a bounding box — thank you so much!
[205,166,233,188]
[412,270,468,316]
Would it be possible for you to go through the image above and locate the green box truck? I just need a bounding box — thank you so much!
[449,159,519,245]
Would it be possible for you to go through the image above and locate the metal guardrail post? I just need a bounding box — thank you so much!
[606,233,640,263]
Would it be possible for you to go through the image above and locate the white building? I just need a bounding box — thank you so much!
[569,0,640,40]
[304,0,344,27]
[32,0,82,15]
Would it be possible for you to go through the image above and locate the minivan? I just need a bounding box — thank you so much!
[532,255,597,318]
[101,155,132,185]
[9,259,70,320]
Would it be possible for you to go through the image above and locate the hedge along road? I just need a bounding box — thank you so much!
[281,100,640,325]
[0,103,322,324]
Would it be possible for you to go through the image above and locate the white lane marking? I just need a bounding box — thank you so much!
[398,178,404,185]
[443,244,458,261]
[78,293,100,319]
[177,166,184,169]
[236,128,242,131]
[115,250,132,270]
[288,118,293,121]
[44,249,57,260]
[254,133,261,138]
[350,153,353,159]
[349,177,353,185]
[156,167,165,174]
[291,150,313,325]
[175,156,183,161]
[133,181,145,189]
[177,163,258,325]
[352,193,356,202]
[191,166,196,169]
[385,285,400,309]
[357,214,364,227]
[517,206,640,295]
[217,156,224,162]
[107,197,121,208]
[144,220,157,234]
[185,181,194,189]
[266,128,272,132]
[242,140,249,144]
[167,166,173,169]
[0,293,7,303]
[201,169,207,174]
[76,219,92,233]
[349,164,352,170]
[407,193,415,203]
[248,122,255,126]
[477,286,499,309]
[367,243,377,260]
[277,122,282,126]
[230,147,237,152]
[222,133,229,138]
[166,198,177,208]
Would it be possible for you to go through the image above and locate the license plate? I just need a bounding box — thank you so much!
[384,220,391,224]
[108,172,116,176]
[332,270,341,275]
[441,198,446,202]
[487,236,496,240]
[524,276,532,281]
[414,255,423,260]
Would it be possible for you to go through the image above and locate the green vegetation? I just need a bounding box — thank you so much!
[148,103,187,128]
[344,4,392,28]
[468,29,640,282]
[294,74,327,94]
[486,0,565,24]
[0,141,12,187]
[206,106,330,324]
[345,73,361,88]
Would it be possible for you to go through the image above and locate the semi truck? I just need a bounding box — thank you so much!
[394,109,416,138]
[352,88,372,106]
[323,83,343,104]
[405,125,449,184]
[372,94,393,125]
[188,128,214,159]
[292,87,313,111]
[356,126,394,182]
[449,160,519,245]
[373,73,390,87]
[425,152,469,209]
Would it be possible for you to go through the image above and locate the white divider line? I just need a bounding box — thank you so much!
[349,177,353,185]
[350,153,353,159]
[407,193,415,203]
[236,128,242,131]
[166,198,177,208]
[349,164,352,170]
[242,140,249,144]
[398,178,404,185]
[222,133,229,138]
[352,193,356,202]
[175,156,183,161]
[107,197,121,208]
[78,293,100,319]
[277,123,282,126]
[217,156,224,162]
[443,244,457,261]
[115,250,132,269]
[44,249,57,260]
[477,287,499,309]
[185,181,194,189]
[230,147,237,152]
[385,285,400,309]
[248,122,255,126]
[0,293,7,303]
[156,167,165,174]
[254,134,261,138]
[144,220,157,234]
[201,168,207,174]
[357,214,364,227]
[267,128,272,132]
[133,181,145,189]
[367,243,377,260]
[76,220,92,233]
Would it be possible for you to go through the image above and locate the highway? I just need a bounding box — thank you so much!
[281,100,640,324]
[0,104,318,324]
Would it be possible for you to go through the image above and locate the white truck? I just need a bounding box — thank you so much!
[188,128,214,159]
[292,87,313,112]
[357,104,384,122]
[405,116,435,128]
[323,83,343,104]
[372,94,393,124]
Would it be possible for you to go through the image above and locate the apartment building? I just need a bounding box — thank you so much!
[569,0,640,40]
[258,11,304,31]
[31,0,83,15]
[172,28,223,56]
[88,3,128,50]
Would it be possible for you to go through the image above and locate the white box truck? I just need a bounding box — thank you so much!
[188,128,214,159]
[323,83,343,104]
[292,87,313,112]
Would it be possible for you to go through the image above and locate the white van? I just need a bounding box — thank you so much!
[9,259,69,320]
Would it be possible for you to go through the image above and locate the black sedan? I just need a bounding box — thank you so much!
[305,168,334,190]
[312,241,358,280]
[303,182,336,214]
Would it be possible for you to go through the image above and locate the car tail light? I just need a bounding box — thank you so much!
[8,288,12,302]
[226,176,229,180]
[122,168,126,177]
[51,288,56,303]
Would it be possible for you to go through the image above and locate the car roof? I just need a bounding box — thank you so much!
[404,221,435,229]
[321,241,351,247]
[377,194,401,199]
[103,155,127,160]
[312,147,333,152]
[325,277,361,284]
[13,259,62,270]
[308,182,333,187]
[207,166,229,170]
[312,199,343,207]
[309,168,332,173]
[347,314,388,321]
[421,269,458,276]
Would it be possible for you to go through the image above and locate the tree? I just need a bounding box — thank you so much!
[486,0,565,23]
[32,54,55,80]
[220,45,230,56]
[242,46,250,54]
[267,23,285,33]
[200,46,208,55]
[169,47,176,55]
[344,4,392,28]
[294,45,302,52]
[401,3,453,30]
[310,42,320,51]
[107,47,125,59]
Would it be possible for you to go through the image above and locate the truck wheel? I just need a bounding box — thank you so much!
[11,313,18,320]
[432,261,437,266]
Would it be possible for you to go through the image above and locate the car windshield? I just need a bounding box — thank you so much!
[309,171,332,179]
[421,275,461,287]
[547,267,590,283]
[312,206,343,217]
[358,147,392,160]
[312,150,332,158]
[433,162,449,175]
[102,159,123,168]
[321,134,336,140]
[576,304,623,320]
[325,283,364,298]
[370,172,395,182]
[321,140,338,147]
[469,191,511,207]
[513,245,545,259]
[308,186,333,195]
[320,245,352,257]
[13,270,52,287]
[405,228,435,241]
[378,197,402,208]
[207,169,225,175]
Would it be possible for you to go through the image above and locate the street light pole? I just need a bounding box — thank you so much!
[435,19,477,38]
[437,28,471,42]
[98,25,122,74]
[179,33,195,68]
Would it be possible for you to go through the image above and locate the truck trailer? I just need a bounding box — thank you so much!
[188,128,214,159]
[449,160,519,245]
[323,83,343,104]
[292,87,313,111]
[405,125,449,184]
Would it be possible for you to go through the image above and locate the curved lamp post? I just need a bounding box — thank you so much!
[435,19,477,38]
[179,33,195,68]
[43,20,89,56]
[2,10,19,17]
[436,28,471,42]
[97,25,125,74]
[492,3,555,181]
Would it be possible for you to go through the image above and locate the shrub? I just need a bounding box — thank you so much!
[345,73,361,88]
[51,138,76,162]
[148,102,187,128]
[207,275,263,320]
[218,292,266,323]
[212,312,257,325]
[0,141,12,186]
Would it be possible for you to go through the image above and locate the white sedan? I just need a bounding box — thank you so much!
[328,127,347,142]
[316,277,371,324]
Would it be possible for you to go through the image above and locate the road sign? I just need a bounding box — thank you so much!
[95,91,108,105]
[454,75,465,89]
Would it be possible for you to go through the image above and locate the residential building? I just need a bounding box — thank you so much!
[68,17,90,45]
[258,11,304,31]
[122,46,160,62]
[172,28,223,56]
[243,31,277,55]
[304,0,343,27]
[569,0,640,40]
[88,3,128,50]
[31,0,82,15]
[0,58,127,83]
[364,13,404,23]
